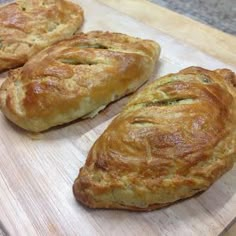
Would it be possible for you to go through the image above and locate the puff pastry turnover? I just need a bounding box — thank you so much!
[73,67,236,211]
[0,31,160,132]
[0,0,84,72]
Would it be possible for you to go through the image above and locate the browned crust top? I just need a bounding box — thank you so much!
[0,0,84,71]
[0,31,160,132]
[74,67,236,211]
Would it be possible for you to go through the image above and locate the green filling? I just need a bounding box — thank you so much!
[146,98,194,107]
[60,58,97,66]
[77,44,108,49]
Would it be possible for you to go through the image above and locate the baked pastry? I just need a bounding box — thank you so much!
[0,31,160,132]
[73,67,236,211]
[0,0,84,72]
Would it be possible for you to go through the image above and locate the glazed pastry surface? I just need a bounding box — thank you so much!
[73,67,236,211]
[0,0,84,72]
[0,31,160,132]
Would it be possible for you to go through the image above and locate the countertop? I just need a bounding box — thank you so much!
[150,0,236,35]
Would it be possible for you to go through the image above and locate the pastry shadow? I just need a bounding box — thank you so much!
[1,95,126,141]
[41,96,128,140]
[1,61,161,140]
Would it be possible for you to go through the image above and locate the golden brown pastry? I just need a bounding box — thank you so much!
[73,67,236,211]
[0,31,160,132]
[0,0,84,72]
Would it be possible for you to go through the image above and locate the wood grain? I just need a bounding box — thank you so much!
[0,0,235,235]
[98,0,236,67]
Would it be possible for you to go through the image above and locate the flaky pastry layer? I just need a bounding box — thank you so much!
[0,0,84,71]
[73,67,236,211]
[0,31,160,132]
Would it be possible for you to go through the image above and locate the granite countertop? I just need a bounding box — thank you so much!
[150,0,236,35]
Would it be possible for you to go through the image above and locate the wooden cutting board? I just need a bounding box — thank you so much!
[0,0,235,235]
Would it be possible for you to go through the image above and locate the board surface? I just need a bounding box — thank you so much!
[0,0,235,235]
[98,0,236,67]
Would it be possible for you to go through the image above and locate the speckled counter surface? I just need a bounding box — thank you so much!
[150,0,236,35]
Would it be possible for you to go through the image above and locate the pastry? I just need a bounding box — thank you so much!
[0,0,84,72]
[0,31,160,132]
[73,67,236,211]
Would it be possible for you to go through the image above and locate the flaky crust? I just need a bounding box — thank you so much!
[0,0,84,72]
[0,31,160,132]
[73,67,236,211]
